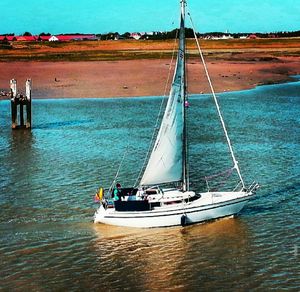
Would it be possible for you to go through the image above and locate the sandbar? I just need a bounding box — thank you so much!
[0,56,299,100]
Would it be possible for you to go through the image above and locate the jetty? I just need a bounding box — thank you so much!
[10,79,32,129]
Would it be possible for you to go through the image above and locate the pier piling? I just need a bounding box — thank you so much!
[10,79,32,129]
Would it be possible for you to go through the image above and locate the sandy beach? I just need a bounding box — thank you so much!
[0,56,299,100]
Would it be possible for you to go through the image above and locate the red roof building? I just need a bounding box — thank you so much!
[248,34,258,39]
[0,35,17,41]
[16,36,37,41]
[0,34,96,42]
[6,36,17,41]
[38,35,51,41]
[56,34,96,41]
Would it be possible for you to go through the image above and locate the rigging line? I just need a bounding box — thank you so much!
[187,11,245,189]
[109,145,128,193]
[134,29,179,188]
[163,29,179,98]
[204,167,235,181]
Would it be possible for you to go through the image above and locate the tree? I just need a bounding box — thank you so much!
[122,32,131,39]
[23,32,32,36]
[39,32,51,36]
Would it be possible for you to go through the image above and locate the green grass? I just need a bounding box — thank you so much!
[0,38,299,62]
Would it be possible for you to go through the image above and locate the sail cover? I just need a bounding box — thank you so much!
[140,6,186,186]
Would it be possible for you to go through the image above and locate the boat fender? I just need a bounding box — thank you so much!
[181,214,187,227]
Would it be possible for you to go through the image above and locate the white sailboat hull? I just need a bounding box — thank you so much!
[94,191,253,228]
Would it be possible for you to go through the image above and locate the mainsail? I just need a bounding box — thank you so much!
[140,2,187,187]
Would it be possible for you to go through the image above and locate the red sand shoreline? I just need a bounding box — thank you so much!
[0,57,299,100]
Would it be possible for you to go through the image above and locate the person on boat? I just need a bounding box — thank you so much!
[113,183,122,201]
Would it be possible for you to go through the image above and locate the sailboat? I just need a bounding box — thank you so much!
[94,0,259,228]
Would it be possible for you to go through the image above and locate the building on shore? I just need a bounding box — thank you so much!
[0,34,97,42]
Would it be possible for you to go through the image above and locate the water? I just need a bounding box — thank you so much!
[0,79,299,291]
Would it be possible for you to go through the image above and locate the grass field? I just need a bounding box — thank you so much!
[0,38,299,62]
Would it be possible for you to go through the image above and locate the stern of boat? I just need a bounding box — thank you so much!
[94,204,108,223]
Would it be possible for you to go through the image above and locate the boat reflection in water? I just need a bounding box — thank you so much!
[91,218,251,291]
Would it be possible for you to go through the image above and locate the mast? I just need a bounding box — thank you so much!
[139,0,188,187]
[181,0,189,192]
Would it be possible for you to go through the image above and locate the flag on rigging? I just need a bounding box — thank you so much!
[94,187,103,203]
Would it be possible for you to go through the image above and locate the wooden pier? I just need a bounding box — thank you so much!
[10,79,32,129]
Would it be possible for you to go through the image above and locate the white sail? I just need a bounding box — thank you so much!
[140,3,186,186]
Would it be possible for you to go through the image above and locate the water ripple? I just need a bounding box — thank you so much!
[0,81,300,290]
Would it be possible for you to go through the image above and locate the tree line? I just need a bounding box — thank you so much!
[2,29,300,40]
[97,29,300,40]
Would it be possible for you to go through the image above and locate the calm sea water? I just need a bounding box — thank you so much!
[0,78,299,291]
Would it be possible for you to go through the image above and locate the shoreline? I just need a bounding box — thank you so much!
[1,77,298,102]
[0,56,299,100]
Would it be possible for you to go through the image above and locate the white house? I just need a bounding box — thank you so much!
[130,33,141,40]
[49,36,59,42]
